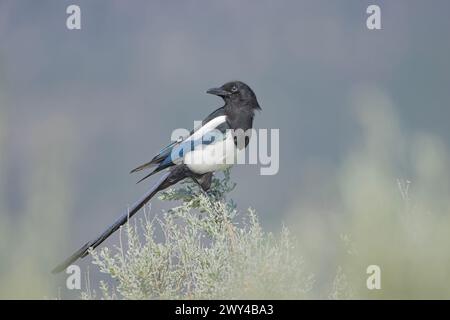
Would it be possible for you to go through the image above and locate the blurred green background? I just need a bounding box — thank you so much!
[0,0,450,298]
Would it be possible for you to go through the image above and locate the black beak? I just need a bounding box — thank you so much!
[206,87,230,97]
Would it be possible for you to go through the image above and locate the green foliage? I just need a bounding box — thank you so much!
[83,170,313,299]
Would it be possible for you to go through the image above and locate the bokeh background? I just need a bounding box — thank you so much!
[1,0,450,298]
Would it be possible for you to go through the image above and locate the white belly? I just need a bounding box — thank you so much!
[184,132,236,174]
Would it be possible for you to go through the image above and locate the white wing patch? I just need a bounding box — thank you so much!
[188,115,227,141]
[179,115,237,174]
[169,115,228,165]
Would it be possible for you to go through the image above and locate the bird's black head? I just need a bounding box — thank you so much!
[207,81,261,110]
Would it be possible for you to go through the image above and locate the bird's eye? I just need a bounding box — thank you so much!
[231,85,238,92]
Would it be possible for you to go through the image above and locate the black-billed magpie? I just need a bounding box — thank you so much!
[52,81,261,273]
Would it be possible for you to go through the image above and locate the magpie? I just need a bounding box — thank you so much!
[52,81,261,273]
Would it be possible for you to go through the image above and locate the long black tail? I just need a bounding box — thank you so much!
[52,167,188,274]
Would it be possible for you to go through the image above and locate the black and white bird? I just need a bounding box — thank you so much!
[52,81,261,273]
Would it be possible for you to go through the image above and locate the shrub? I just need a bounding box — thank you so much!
[82,170,314,299]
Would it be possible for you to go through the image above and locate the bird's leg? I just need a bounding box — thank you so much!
[191,176,211,199]
[194,174,237,248]
[191,173,224,217]
[192,174,235,246]
[191,172,213,196]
